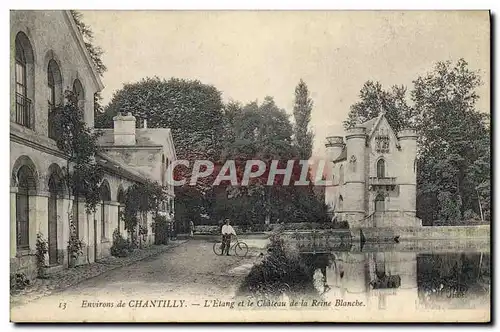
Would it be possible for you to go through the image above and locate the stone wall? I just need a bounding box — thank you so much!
[357,225,490,242]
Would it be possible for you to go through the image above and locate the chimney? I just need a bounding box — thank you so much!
[113,112,136,145]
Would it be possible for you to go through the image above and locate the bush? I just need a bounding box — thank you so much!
[36,233,48,278]
[10,273,30,291]
[237,234,318,299]
[110,229,131,257]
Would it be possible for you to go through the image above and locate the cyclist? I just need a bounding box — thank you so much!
[221,218,237,256]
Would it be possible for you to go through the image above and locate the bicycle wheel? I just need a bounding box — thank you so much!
[234,242,249,257]
[213,242,224,256]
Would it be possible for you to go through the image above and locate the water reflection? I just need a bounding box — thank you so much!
[300,244,490,310]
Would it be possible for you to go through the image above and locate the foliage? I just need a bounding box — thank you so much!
[123,180,167,234]
[67,219,84,262]
[343,81,415,133]
[152,214,170,245]
[96,76,225,162]
[110,229,131,257]
[293,79,314,160]
[52,90,104,214]
[412,59,490,224]
[139,225,148,236]
[207,97,328,226]
[10,273,30,291]
[237,235,318,299]
[35,233,48,277]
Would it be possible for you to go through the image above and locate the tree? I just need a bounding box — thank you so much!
[292,79,314,160]
[210,97,328,225]
[412,59,490,224]
[100,77,225,160]
[343,81,414,133]
[52,90,104,213]
[100,77,226,227]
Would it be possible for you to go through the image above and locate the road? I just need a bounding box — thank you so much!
[10,239,264,322]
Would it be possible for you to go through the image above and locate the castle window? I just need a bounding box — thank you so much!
[339,165,344,184]
[376,159,385,178]
[338,195,343,211]
[413,158,417,173]
[375,135,390,153]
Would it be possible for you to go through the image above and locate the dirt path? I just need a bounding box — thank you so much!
[10,240,264,322]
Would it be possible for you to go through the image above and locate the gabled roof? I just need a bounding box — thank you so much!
[358,116,379,134]
[63,11,104,91]
[359,112,400,148]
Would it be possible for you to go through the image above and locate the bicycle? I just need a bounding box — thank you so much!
[213,238,249,257]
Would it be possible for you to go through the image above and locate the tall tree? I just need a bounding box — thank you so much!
[292,79,314,160]
[412,58,490,224]
[343,81,414,133]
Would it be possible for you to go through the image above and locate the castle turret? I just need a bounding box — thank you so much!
[113,112,137,146]
[397,129,418,217]
[325,136,344,161]
[344,127,367,227]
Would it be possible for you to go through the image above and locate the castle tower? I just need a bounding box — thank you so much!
[325,136,344,161]
[324,136,344,215]
[344,127,367,227]
[397,129,418,218]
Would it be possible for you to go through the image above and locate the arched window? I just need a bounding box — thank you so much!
[339,165,344,185]
[338,195,343,211]
[16,165,36,248]
[377,159,385,178]
[14,32,34,128]
[47,59,62,138]
[375,193,385,212]
[413,158,417,173]
[73,79,85,111]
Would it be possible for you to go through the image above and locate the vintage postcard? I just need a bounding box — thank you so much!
[9,10,490,323]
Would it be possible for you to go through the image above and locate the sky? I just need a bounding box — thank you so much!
[81,10,490,158]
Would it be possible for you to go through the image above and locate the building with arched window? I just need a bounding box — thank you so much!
[10,11,177,281]
[325,112,419,228]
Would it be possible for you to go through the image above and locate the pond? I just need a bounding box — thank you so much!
[302,248,490,311]
[237,238,490,315]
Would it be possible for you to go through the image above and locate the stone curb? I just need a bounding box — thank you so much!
[10,240,188,308]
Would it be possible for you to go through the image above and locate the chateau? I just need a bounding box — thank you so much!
[325,112,421,228]
[10,10,176,280]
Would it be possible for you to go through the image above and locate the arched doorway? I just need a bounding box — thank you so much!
[47,168,64,265]
[117,186,126,235]
[16,165,37,249]
[96,180,111,260]
[375,193,385,212]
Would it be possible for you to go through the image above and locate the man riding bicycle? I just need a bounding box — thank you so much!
[221,218,237,256]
